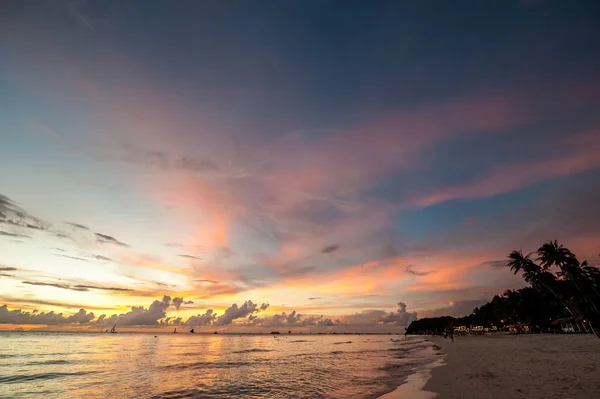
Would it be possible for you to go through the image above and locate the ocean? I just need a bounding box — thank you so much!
[0,333,438,398]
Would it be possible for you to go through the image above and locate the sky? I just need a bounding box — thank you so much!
[1,0,600,332]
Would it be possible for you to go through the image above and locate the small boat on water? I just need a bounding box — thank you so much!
[189,328,195,333]
[109,324,117,333]
[213,331,218,334]
[173,328,177,333]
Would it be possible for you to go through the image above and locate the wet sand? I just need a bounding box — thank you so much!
[424,334,600,399]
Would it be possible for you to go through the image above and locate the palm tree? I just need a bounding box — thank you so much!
[507,249,579,317]
[536,241,600,338]
[537,240,577,271]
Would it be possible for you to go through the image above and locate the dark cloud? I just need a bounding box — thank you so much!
[0,193,49,232]
[96,295,173,326]
[479,260,507,270]
[0,297,114,310]
[0,267,18,272]
[0,231,30,238]
[421,299,488,318]
[252,311,340,328]
[321,244,340,254]
[405,265,431,276]
[0,305,94,325]
[172,297,184,310]
[183,300,194,305]
[94,233,130,247]
[22,281,88,292]
[66,222,90,230]
[214,300,265,326]
[184,309,216,326]
[376,302,417,326]
[56,254,90,262]
[178,254,202,260]
[341,302,417,327]
[308,297,322,300]
[93,255,112,262]
[0,273,15,277]
[73,285,133,292]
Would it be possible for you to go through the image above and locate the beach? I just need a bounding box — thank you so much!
[423,334,600,399]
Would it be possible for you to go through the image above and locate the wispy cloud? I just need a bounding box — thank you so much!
[65,222,90,230]
[22,281,88,292]
[94,232,130,248]
[178,254,202,260]
[405,265,431,276]
[73,285,133,292]
[0,231,30,239]
[321,244,340,254]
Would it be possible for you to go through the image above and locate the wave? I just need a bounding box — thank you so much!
[164,361,251,370]
[0,354,19,359]
[332,341,352,345]
[330,350,344,355]
[0,371,95,384]
[290,340,312,343]
[231,348,273,354]
[26,359,71,365]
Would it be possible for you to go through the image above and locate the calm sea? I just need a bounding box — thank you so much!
[0,333,437,398]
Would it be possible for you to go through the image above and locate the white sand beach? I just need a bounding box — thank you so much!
[424,334,600,399]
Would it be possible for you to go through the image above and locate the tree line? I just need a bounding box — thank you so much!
[407,241,600,338]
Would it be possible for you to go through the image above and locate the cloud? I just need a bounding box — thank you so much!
[21,280,132,293]
[0,267,18,272]
[251,311,341,328]
[214,300,264,326]
[184,309,216,326]
[66,222,90,230]
[56,254,90,262]
[72,285,133,292]
[195,279,220,284]
[321,244,340,254]
[183,300,194,305]
[94,232,130,247]
[308,297,322,300]
[0,305,95,325]
[0,193,49,232]
[479,260,506,270]
[93,255,112,262]
[340,302,417,327]
[172,297,184,310]
[22,281,88,292]
[420,299,488,318]
[405,265,431,276]
[0,231,30,238]
[178,254,202,260]
[97,295,173,326]
[376,302,417,326]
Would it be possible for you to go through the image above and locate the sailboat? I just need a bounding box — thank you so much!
[189,328,195,333]
[109,324,117,333]
[173,328,177,333]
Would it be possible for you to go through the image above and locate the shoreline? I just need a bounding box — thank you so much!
[377,339,445,399]
[421,334,600,399]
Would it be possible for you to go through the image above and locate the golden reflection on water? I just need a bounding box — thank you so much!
[0,333,435,398]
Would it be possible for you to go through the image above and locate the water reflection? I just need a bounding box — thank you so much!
[0,333,436,398]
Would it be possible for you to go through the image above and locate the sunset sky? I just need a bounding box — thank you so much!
[1,0,600,331]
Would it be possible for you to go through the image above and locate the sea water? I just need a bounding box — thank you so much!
[0,333,438,398]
